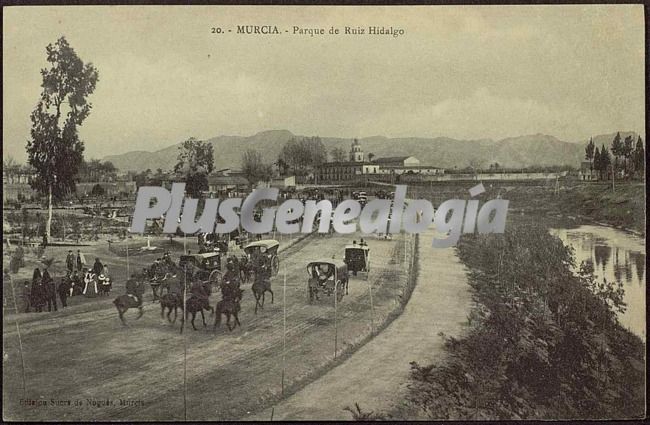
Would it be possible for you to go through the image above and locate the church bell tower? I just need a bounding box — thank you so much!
[349,139,364,162]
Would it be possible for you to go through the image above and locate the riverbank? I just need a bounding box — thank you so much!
[406,223,645,419]
[407,179,645,236]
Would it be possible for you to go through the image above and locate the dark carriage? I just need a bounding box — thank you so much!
[244,239,280,277]
[344,244,370,276]
[306,260,348,303]
[178,251,223,289]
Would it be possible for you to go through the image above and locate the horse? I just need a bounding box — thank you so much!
[113,280,146,326]
[214,288,244,331]
[160,292,183,323]
[251,274,273,314]
[180,293,214,333]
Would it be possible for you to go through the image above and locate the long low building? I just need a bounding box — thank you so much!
[316,139,444,183]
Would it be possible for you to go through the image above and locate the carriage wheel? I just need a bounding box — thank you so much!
[271,255,279,276]
[208,270,222,290]
[308,286,314,304]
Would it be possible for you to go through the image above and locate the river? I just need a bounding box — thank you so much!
[550,225,645,340]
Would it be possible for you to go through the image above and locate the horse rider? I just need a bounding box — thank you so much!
[190,278,210,310]
[126,273,144,306]
[166,273,184,303]
[251,251,268,278]
[223,261,240,289]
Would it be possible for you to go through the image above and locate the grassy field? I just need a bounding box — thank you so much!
[406,178,645,235]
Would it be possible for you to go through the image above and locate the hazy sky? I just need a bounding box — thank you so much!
[3,5,645,162]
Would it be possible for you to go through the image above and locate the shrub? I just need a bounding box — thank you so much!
[407,224,644,419]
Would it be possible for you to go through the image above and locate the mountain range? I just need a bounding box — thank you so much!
[103,130,640,172]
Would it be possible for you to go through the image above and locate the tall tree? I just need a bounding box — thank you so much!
[634,136,645,178]
[585,137,595,172]
[279,136,328,175]
[600,144,611,180]
[241,149,273,188]
[26,37,99,243]
[3,156,21,182]
[330,147,347,162]
[274,158,289,176]
[593,147,601,180]
[610,132,623,175]
[174,137,214,198]
[622,135,634,178]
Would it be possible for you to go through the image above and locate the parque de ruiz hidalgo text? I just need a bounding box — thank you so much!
[210,25,406,38]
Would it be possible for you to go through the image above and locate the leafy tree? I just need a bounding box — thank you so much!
[330,146,347,162]
[599,144,611,180]
[585,137,595,172]
[610,132,623,175]
[368,152,376,162]
[241,149,274,187]
[279,137,327,175]
[622,135,634,178]
[3,156,21,181]
[174,137,214,198]
[633,136,644,178]
[274,158,289,176]
[593,147,601,180]
[91,183,105,197]
[26,36,99,243]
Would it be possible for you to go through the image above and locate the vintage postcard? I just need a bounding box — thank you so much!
[2,4,646,421]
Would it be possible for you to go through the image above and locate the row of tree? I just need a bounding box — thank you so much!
[585,132,645,180]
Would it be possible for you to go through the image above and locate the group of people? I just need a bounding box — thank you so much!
[22,268,61,313]
[21,253,111,313]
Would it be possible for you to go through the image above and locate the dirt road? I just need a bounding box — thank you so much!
[250,223,473,420]
[3,230,412,421]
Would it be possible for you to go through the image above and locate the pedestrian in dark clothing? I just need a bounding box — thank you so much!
[92,258,104,276]
[66,250,75,273]
[69,270,81,296]
[76,250,85,272]
[58,275,71,308]
[31,268,44,313]
[42,269,57,312]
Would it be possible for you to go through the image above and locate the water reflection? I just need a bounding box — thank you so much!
[550,225,646,340]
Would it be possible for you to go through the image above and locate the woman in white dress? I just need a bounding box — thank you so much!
[83,269,98,297]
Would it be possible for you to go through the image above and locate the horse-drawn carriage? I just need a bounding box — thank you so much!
[344,244,370,276]
[306,260,348,303]
[244,240,280,277]
[178,251,224,289]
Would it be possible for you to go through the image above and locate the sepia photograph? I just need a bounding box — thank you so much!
[2,4,646,421]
